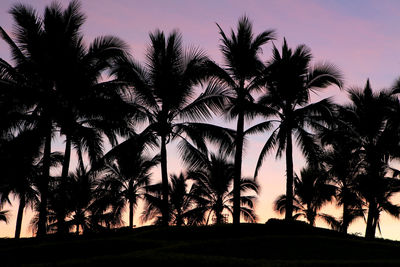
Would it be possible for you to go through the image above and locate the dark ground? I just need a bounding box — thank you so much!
[1,219,400,266]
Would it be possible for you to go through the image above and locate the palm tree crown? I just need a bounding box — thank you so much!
[255,39,343,220]
[114,29,232,225]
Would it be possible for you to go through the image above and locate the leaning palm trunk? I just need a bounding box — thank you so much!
[160,134,169,226]
[15,194,25,239]
[37,126,52,237]
[285,130,294,220]
[233,109,245,224]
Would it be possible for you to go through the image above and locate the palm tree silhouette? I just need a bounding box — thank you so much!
[46,167,122,235]
[0,3,55,236]
[187,152,259,225]
[96,132,159,228]
[320,117,365,233]
[1,0,133,236]
[141,173,197,226]
[113,30,232,226]
[274,165,336,226]
[339,80,400,238]
[255,39,343,220]
[43,1,132,235]
[0,129,41,238]
[212,16,275,224]
[0,0,132,236]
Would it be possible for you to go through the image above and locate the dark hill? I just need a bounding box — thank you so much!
[1,219,400,266]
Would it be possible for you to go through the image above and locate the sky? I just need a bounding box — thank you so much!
[1,0,400,239]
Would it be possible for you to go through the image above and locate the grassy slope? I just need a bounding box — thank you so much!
[1,219,400,266]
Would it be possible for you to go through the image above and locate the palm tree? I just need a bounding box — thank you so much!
[0,129,42,238]
[255,39,343,220]
[0,0,132,236]
[0,4,54,236]
[45,0,133,234]
[66,169,96,234]
[96,132,159,228]
[141,173,197,226]
[46,168,121,235]
[339,80,400,238]
[274,165,336,226]
[319,118,365,233]
[212,16,275,224]
[188,152,259,225]
[113,30,233,225]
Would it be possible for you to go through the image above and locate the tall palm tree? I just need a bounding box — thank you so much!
[340,80,400,238]
[96,132,159,228]
[187,152,259,225]
[0,0,133,236]
[0,3,55,236]
[141,173,197,226]
[45,1,133,234]
[255,39,343,220]
[274,165,336,226]
[212,16,275,224]
[113,30,233,225]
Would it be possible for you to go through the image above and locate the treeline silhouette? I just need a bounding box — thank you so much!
[0,0,398,241]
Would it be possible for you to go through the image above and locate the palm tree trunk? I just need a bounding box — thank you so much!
[371,214,378,238]
[37,125,52,237]
[206,211,212,225]
[216,198,223,224]
[160,134,169,226]
[342,200,349,234]
[57,135,71,235]
[365,199,376,238]
[77,145,86,175]
[233,109,244,225]
[285,129,294,221]
[15,194,25,239]
[306,204,315,226]
[129,201,134,228]
[61,135,71,180]
[176,212,183,226]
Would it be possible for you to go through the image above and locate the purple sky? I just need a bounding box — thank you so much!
[1,0,400,239]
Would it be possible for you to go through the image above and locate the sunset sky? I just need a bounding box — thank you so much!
[1,0,400,239]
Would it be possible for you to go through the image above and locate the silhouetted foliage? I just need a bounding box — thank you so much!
[212,16,275,224]
[274,165,336,226]
[113,29,234,226]
[95,131,159,228]
[255,39,343,221]
[3,0,400,243]
[141,173,198,226]
[188,152,259,224]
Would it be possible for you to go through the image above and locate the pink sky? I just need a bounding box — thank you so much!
[1,0,400,239]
